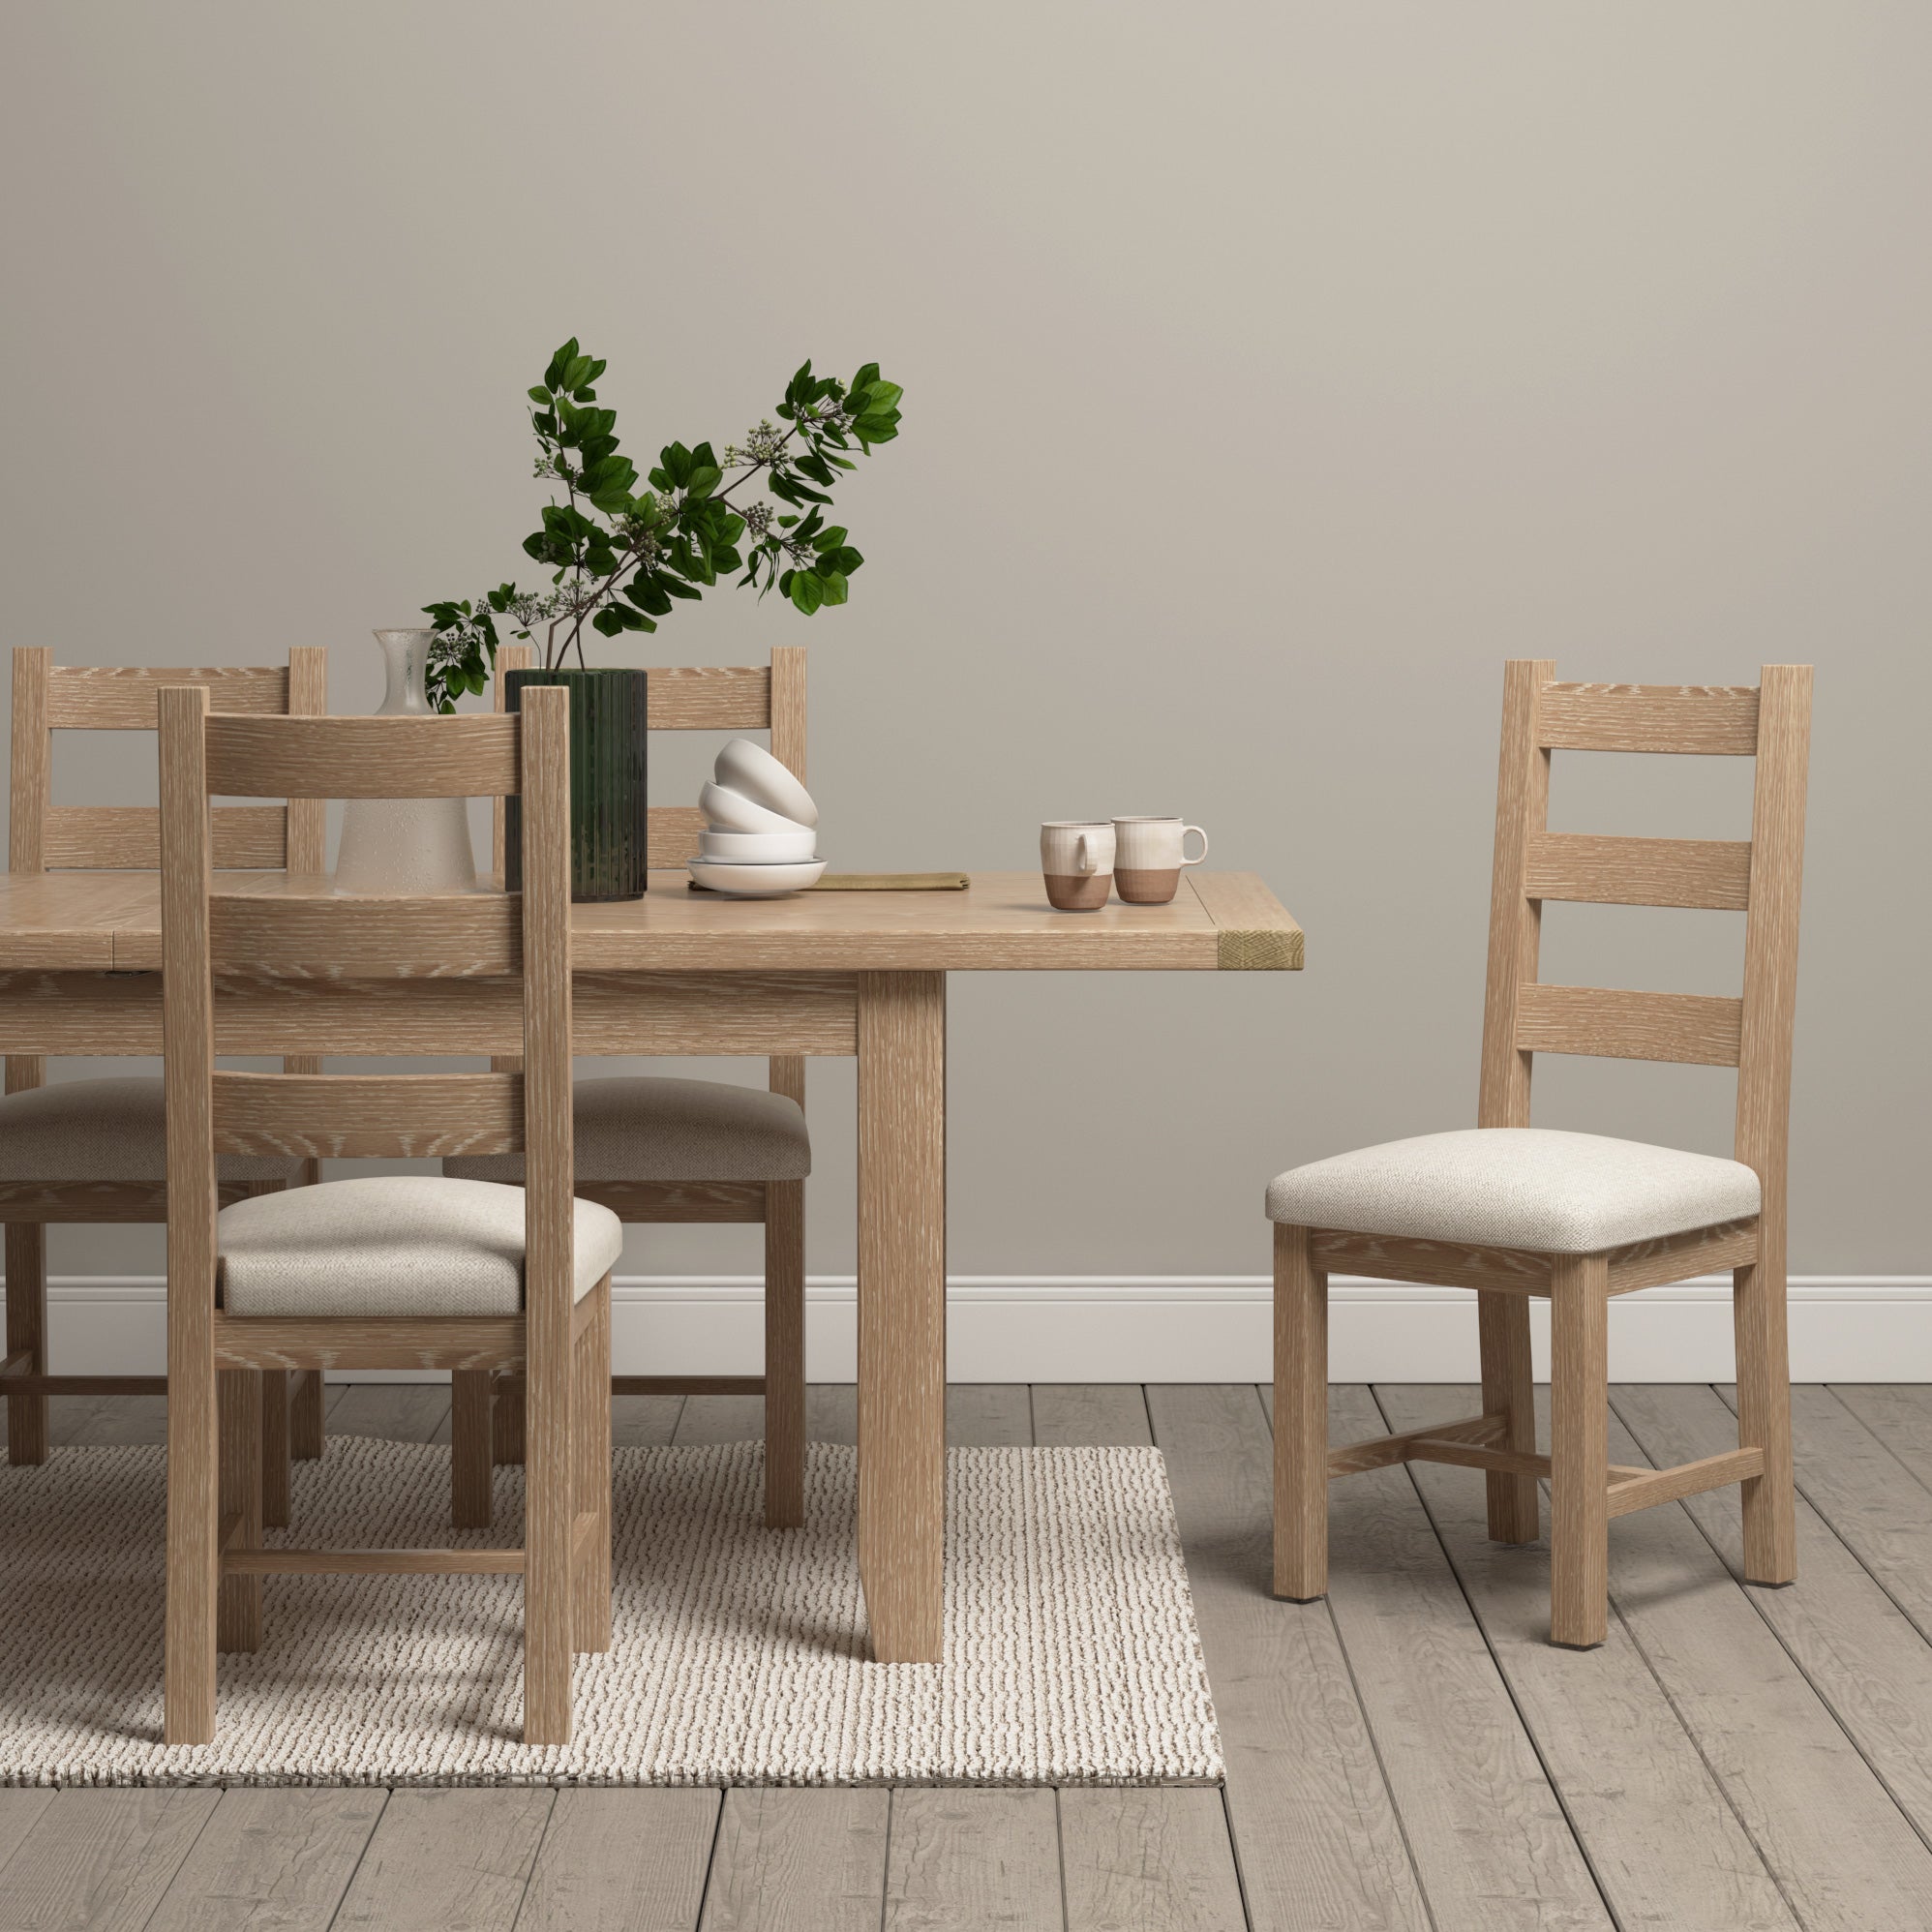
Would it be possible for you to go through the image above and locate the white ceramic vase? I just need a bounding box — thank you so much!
[333,628,478,895]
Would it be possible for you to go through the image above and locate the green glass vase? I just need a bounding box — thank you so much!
[503,667,649,902]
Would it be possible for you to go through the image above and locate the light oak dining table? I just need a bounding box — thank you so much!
[0,865,1303,1662]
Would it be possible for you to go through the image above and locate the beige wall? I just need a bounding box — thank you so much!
[1,2,1926,1288]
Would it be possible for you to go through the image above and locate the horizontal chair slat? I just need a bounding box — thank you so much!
[45,804,288,871]
[223,1547,526,1576]
[213,1071,523,1158]
[0,1180,257,1222]
[205,713,520,799]
[209,894,522,978]
[48,664,290,729]
[648,665,771,731]
[648,804,706,865]
[1523,832,1752,911]
[1606,1447,1765,1519]
[1514,982,1744,1067]
[212,1314,524,1371]
[1536,681,1761,756]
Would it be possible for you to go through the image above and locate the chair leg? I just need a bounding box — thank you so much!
[218,1370,263,1653]
[493,1374,527,1466]
[5,1223,48,1464]
[524,1299,575,1746]
[451,1371,495,1529]
[764,1180,806,1528]
[1734,1257,1796,1586]
[574,1276,613,1652]
[261,1371,291,1529]
[1477,1290,1539,1544]
[1272,1222,1328,1601]
[291,1370,325,1461]
[165,1306,220,1745]
[1550,1254,1611,1648]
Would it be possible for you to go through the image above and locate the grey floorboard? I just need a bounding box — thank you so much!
[673,1395,766,1444]
[697,1789,890,1932]
[1377,1385,1796,1932]
[1030,1385,1151,1447]
[0,1788,219,1932]
[1615,1383,1932,1853]
[1058,1788,1245,1932]
[1147,1384,1430,1932]
[0,1791,53,1871]
[883,1790,1061,1932]
[1582,1389,1932,1929]
[1315,1385,1608,1931]
[808,1384,856,1443]
[141,1787,387,1932]
[613,1395,686,1447]
[945,1385,1033,1446]
[332,1789,554,1931]
[1830,1385,1932,1494]
[330,1382,451,1443]
[516,1789,720,1932]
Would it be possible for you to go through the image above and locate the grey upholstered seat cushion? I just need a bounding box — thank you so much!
[0,1075,305,1185]
[1265,1128,1761,1254]
[218,1176,625,1317]
[442,1076,810,1186]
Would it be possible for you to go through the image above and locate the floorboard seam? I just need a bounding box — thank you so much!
[320,1788,392,1932]
[1366,1385,1620,1932]
[1248,1385,1441,1932]
[1611,1386,1932,1870]
[1215,1779,1256,1932]
[504,1790,560,1932]
[1821,1384,1932,1503]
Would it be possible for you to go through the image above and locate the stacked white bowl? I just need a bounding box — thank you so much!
[688,739,828,896]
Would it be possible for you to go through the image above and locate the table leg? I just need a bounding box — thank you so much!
[857,970,946,1663]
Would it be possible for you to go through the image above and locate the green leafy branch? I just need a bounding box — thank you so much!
[423,341,902,711]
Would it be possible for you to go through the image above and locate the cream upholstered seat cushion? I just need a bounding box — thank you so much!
[442,1076,810,1187]
[1265,1128,1761,1254]
[0,1076,305,1186]
[218,1176,624,1317]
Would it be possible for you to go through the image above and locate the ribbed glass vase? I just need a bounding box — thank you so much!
[504,667,649,902]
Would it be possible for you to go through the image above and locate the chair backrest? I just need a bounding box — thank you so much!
[157,687,576,1315]
[10,647,328,873]
[487,643,807,874]
[488,644,809,1116]
[1477,661,1813,1247]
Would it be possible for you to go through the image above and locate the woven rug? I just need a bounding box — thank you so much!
[0,1437,1222,1787]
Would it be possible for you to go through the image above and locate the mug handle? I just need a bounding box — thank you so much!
[1181,826,1209,866]
[1074,832,1096,876]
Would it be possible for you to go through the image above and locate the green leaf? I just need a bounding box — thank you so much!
[790,571,825,615]
[528,386,552,404]
[861,379,903,410]
[592,607,626,638]
[816,569,848,606]
[684,465,722,499]
[850,361,881,394]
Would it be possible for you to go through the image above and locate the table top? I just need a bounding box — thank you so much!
[0,870,1303,975]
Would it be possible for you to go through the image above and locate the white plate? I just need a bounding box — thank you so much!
[714,739,819,828]
[687,858,829,897]
[698,779,807,835]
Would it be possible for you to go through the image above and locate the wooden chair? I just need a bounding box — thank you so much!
[157,682,614,1745]
[1,649,327,1516]
[1270,663,1811,1647]
[445,644,810,1528]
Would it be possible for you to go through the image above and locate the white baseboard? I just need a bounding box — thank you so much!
[7,1274,1930,1383]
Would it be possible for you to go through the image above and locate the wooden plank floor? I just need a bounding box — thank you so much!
[5,1383,1930,1929]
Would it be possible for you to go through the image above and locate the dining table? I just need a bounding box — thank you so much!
[0,864,1303,1663]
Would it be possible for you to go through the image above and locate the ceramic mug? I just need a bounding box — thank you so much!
[1041,821,1116,912]
[1111,817,1209,903]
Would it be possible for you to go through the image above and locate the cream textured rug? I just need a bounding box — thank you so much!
[0,1438,1222,1787]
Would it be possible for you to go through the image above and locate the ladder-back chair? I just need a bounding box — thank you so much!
[157,683,614,1745]
[1,649,327,1510]
[1269,662,1811,1646]
[447,644,809,1528]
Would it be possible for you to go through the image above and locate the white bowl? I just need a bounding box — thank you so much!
[687,858,829,897]
[699,828,819,864]
[714,738,818,829]
[698,780,806,835]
